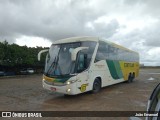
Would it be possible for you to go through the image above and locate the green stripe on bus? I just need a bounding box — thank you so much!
[106,60,119,79]
[53,76,72,83]
[113,61,123,79]
[106,60,123,80]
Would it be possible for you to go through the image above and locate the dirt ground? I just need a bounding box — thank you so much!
[0,68,160,120]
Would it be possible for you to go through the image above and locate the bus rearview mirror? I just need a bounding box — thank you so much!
[71,47,89,61]
[38,49,49,61]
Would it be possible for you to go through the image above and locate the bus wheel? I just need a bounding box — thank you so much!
[128,73,133,83]
[92,78,101,93]
[132,73,135,80]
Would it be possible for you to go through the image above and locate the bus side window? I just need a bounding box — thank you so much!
[95,41,109,62]
[108,46,117,60]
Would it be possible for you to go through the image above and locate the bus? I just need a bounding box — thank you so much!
[38,36,139,95]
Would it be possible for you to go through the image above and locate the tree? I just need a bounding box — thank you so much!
[0,40,48,72]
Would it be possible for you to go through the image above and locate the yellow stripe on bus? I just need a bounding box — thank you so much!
[43,75,55,82]
[119,61,139,80]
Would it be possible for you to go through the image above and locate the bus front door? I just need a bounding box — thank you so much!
[76,54,89,93]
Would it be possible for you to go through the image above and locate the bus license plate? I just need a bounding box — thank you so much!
[50,87,56,91]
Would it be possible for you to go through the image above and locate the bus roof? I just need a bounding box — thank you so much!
[52,36,99,44]
[52,36,138,54]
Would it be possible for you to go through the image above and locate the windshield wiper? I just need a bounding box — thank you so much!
[53,54,62,75]
[47,56,57,75]
[47,47,62,76]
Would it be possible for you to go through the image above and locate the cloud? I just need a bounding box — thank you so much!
[142,23,160,47]
[109,21,160,66]
[0,0,160,66]
[0,0,123,41]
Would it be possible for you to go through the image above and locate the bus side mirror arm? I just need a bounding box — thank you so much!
[71,47,88,61]
[38,49,49,61]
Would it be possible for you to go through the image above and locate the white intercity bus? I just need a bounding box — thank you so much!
[38,36,139,95]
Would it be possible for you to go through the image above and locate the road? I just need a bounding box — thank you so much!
[0,68,160,120]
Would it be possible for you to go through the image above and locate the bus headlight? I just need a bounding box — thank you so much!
[67,88,71,92]
[66,81,71,85]
[66,80,76,85]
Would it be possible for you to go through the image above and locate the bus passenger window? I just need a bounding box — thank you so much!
[95,41,109,62]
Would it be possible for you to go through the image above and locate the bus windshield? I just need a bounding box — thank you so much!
[44,41,96,77]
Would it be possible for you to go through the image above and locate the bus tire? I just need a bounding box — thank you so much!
[128,73,133,83]
[92,78,101,93]
[132,73,135,80]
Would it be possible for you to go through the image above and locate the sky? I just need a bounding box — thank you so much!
[0,0,160,66]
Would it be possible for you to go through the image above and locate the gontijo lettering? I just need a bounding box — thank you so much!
[124,63,134,67]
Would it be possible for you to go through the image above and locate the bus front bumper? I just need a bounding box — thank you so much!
[42,80,77,95]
